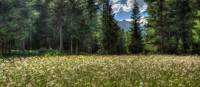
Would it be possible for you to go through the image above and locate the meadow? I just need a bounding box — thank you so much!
[0,55,200,87]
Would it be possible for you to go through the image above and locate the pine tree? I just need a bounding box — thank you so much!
[146,0,178,54]
[145,0,166,53]
[175,0,193,53]
[87,0,96,19]
[156,0,166,53]
[192,11,200,54]
[33,0,51,49]
[53,0,65,52]
[191,0,200,54]
[102,0,121,54]
[129,0,143,54]
[117,29,127,54]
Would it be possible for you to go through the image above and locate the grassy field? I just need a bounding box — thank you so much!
[0,55,200,87]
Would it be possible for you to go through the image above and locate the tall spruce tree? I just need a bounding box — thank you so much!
[145,0,166,53]
[33,0,51,49]
[192,11,200,54]
[175,0,193,53]
[192,0,200,54]
[102,0,121,54]
[129,0,143,54]
[146,0,178,54]
[156,0,167,53]
[78,0,98,53]
[53,0,65,52]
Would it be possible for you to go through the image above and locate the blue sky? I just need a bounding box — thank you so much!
[111,0,148,21]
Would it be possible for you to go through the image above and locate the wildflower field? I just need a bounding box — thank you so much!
[0,55,200,87]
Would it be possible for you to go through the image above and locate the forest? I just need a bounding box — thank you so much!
[0,0,200,55]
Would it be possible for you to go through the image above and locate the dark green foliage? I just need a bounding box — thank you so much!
[175,0,193,53]
[192,11,200,54]
[101,0,122,54]
[146,0,195,54]
[33,0,51,49]
[145,0,166,53]
[117,30,127,54]
[0,0,34,55]
[129,1,143,54]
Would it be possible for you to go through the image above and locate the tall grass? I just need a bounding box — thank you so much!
[0,55,200,87]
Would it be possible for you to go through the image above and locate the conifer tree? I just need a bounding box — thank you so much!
[175,0,193,53]
[53,0,65,52]
[33,0,51,49]
[129,0,143,54]
[102,0,121,54]
[145,0,167,53]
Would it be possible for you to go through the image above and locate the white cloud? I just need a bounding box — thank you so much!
[112,4,123,13]
[126,19,133,22]
[112,0,147,13]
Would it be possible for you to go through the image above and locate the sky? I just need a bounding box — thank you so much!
[111,0,148,21]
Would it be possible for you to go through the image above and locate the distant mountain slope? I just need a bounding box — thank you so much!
[117,20,131,31]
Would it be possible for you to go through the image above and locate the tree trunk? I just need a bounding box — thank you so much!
[29,31,32,50]
[70,37,73,54]
[157,0,165,53]
[47,38,51,50]
[174,35,179,54]
[5,41,8,55]
[8,40,11,54]
[0,43,2,56]
[75,39,79,54]
[22,40,26,51]
[2,42,5,55]
[59,26,63,52]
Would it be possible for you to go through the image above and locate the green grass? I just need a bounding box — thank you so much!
[0,55,200,87]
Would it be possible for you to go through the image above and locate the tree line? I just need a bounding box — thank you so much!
[0,0,200,55]
[145,0,200,54]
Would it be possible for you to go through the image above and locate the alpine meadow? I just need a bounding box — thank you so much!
[0,0,200,87]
